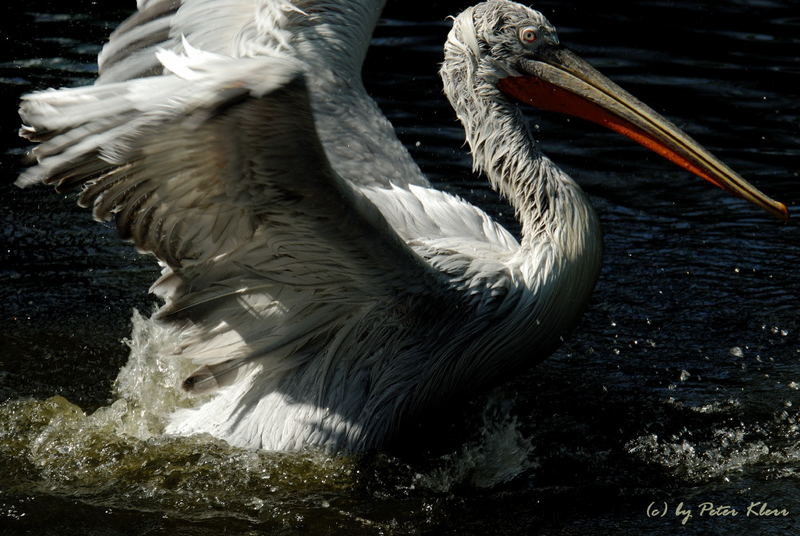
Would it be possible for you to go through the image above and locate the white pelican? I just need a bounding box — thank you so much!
[17,0,787,453]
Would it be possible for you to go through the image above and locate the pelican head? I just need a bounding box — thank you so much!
[442,0,788,220]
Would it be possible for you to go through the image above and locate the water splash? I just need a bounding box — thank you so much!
[0,310,358,527]
[107,309,199,439]
[419,395,538,491]
[625,407,800,483]
[0,393,356,524]
[0,309,540,534]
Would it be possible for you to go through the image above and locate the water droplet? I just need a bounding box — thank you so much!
[729,346,744,358]
[679,370,690,382]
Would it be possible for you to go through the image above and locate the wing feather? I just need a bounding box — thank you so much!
[89,0,431,191]
[98,0,387,82]
[18,50,449,388]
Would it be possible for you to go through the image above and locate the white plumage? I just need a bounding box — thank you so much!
[17,0,783,452]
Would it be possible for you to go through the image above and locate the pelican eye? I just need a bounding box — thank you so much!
[518,26,537,44]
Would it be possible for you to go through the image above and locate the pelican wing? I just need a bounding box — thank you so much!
[97,0,429,190]
[98,0,386,83]
[18,49,448,387]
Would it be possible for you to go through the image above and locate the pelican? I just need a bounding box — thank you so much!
[17,0,787,453]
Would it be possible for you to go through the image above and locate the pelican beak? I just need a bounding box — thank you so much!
[497,46,788,220]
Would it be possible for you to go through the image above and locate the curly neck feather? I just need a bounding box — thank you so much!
[440,9,603,342]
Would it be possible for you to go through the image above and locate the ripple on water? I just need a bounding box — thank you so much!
[625,401,800,484]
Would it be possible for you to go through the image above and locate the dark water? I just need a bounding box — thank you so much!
[1,1,799,534]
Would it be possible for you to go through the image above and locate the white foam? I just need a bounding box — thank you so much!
[101,309,204,439]
[420,395,538,491]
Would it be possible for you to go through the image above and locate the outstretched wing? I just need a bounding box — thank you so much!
[97,0,385,83]
[95,0,429,190]
[18,46,449,390]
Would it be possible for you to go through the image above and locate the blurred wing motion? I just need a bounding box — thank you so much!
[95,0,430,189]
[97,0,376,83]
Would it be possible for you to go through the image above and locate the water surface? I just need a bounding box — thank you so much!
[1,1,799,534]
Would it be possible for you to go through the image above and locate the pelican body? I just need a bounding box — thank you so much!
[17,0,786,452]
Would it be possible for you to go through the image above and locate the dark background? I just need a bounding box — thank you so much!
[1,1,799,535]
